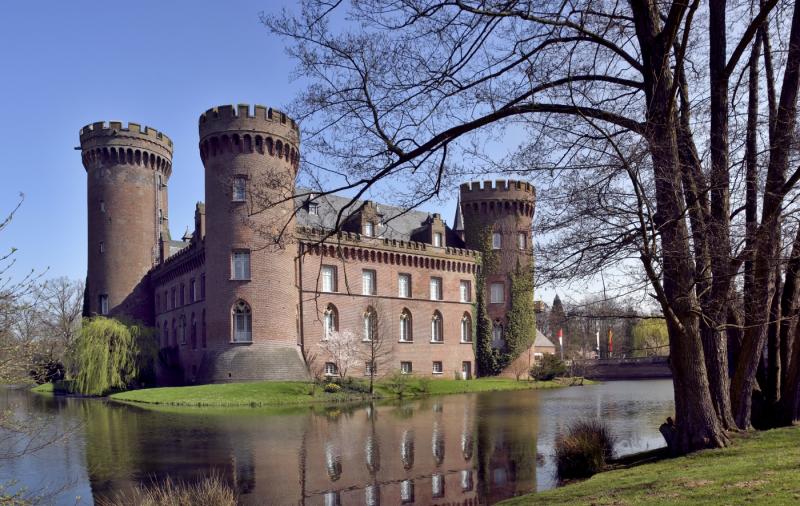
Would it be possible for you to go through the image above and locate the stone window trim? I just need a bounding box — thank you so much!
[398,308,413,343]
[430,311,444,343]
[231,299,253,344]
[323,303,338,341]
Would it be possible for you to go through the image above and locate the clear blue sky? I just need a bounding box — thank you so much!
[0,1,580,303]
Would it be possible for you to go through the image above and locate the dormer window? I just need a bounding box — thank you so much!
[364,222,374,237]
[232,176,247,202]
[433,232,443,247]
[309,203,319,215]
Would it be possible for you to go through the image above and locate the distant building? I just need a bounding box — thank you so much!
[79,104,541,383]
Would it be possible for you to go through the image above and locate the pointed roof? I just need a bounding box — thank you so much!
[453,197,464,231]
[534,329,556,348]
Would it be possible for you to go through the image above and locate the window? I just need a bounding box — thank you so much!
[308,202,319,215]
[490,282,505,303]
[191,313,197,349]
[460,280,471,302]
[431,311,443,342]
[201,309,207,348]
[362,269,376,295]
[461,470,474,492]
[398,273,411,298]
[190,279,196,303]
[432,361,443,374]
[363,307,377,341]
[401,480,414,504]
[432,474,444,498]
[100,200,106,213]
[232,300,252,342]
[200,274,206,299]
[433,232,443,247]
[232,175,247,202]
[180,315,187,344]
[400,361,412,374]
[323,304,337,339]
[98,294,109,315]
[158,208,163,223]
[172,319,177,346]
[430,277,442,300]
[461,313,472,342]
[163,290,168,311]
[321,265,337,292]
[180,283,185,306]
[399,309,412,342]
[171,288,176,309]
[518,232,527,250]
[364,222,374,237]
[162,321,168,348]
[492,232,502,249]
[324,362,338,376]
[492,322,504,348]
[365,361,376,376]
[232,250,251,280]
[99,241,104,253]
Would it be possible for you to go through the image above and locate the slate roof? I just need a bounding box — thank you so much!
[534,330,557,349]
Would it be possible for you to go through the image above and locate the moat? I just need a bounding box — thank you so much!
[1,380,673,505]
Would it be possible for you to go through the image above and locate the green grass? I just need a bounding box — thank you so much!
[501,426,800,505]
[31,380,74,394]
[107,377,582,407]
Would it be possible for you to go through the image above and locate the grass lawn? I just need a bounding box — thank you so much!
[107,377,582,407]
[501,426,800,505]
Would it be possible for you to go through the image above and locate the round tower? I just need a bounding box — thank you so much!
[198,104,306,381]
[80,122,173,323]
[459,179,536,326]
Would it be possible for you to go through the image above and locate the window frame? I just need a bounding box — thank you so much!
[461,314,473,343]
[459,280,471,302]
[399,309,413,342]
[232,175,247,202]
[362,269,377,295]
[398,273,411,298]
[432,361,443,374]
[321,265,337,293]
[429,277,443,301]
[490,282,505,304]
[433,232,443,247]
[98,294,109,315]
[232,300,253,343]
[231,250,251,281]
[400,361,413,375]
[324,362,338,377]
[431,311,443,343]
[518,231,527,250]
[492,232,502,249]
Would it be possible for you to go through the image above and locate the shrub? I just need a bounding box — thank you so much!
[324,382,341,393]
[28,355,65,384]
[339,376,371,393]
[96,474,236,506]
[415,376,432,394]
[555,419,615,480]
[530,354,567,381]
[384,372,410,397]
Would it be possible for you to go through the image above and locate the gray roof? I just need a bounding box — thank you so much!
[453,197,464,231]
[295,189,439,241]
[534,330,556,348]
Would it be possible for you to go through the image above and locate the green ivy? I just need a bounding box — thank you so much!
[504,261,537,360]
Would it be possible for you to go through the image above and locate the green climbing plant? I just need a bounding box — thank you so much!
[73,317,157,396]
[504,261,536,360]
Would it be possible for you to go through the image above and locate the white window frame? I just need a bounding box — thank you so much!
[323,307,336,340]
[461,315,472,343]
[431,312,443,342]
[400,361,413,375]
[432,361,443,374]
[490,282,505,304]
[308,202,319,215]
[232,175,247,202]
[363,309,376,341]
[324,362,338,376]
[232,250,251,280]
[518,231,527,250]
[99,294,109,315]
[364,222,374,237]
[399,311,412,342]
[492,232,502,250]
[362,269,376,295]
[232,300,252,343]
[321,265,336,293]
[459,280,471,302]
[398,273,411,298]
[429,277,442,301]
[433,232,443,247]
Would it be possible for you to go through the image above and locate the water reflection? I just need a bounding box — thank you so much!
[0,380,674,505]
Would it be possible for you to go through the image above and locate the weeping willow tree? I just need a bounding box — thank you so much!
[73,317,157,396]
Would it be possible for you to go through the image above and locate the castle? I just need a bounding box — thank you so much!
[79,104,544,384]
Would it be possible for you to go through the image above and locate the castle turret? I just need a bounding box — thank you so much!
[198,104,306,381]
[80,121,173,323]
[460,180,536,342]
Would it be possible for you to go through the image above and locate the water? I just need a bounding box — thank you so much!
[0,380,673,505]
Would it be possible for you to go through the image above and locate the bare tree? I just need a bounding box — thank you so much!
[360,298,394,394]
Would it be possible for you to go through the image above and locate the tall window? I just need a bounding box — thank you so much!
[363,307,377,341]
[492,322,504,348]
[399,309,412,342]
[162,321,168,347]
[99,241,104,253]
[180,315,187,344]
[232,175,247,202]
[201,309,207,348]
[431,311,443,342]
[518,232,527,250]
[190,279,196,303]
[323,304,338,339]
[200,274,206,299]
[490,282,505,303]
[171,288,176,309]
[232,250,251,280]
[398,273,411,298]
[492,232,502,249]
[321,265,337,292]
[362,269,376,295]
[163,290,168,311]
[433,232,443,247]
[191,313,197,349]
[233,300,252,342]
[400,361,413,374]
[180,283,185,306]
[461,313,472,343]
[172,319,177,346]
[429,277,442,300]
[100,200,106,213]
[459,280,471,302]
[364,222,374,237]
[98,294,109,315]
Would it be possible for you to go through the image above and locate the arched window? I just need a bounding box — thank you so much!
[191,312,197,349]
[492,321,504,348]
[171,318,177,346]
[363,306,377,341]
[233,300,252,342]
[399,308,412,342]
[201,309,207,348]
[323,304,338,340]
[162,321,168,348]
[431,311,443,342]
[461,313,472,343]
[180,315,187,344]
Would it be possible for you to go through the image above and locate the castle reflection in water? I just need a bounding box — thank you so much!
[85,392,542,505]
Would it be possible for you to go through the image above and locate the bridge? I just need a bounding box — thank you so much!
[577,356,672,380]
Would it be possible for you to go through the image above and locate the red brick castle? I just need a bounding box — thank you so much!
[79,104,541,383]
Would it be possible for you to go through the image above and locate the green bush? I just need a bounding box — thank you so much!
[415,376,432,394]
[530,354,567,381]
[72,317,157,396]
[28,355,65,384]
[555,419,615,480]
[384,372,410,397]
[323,382,341,393]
